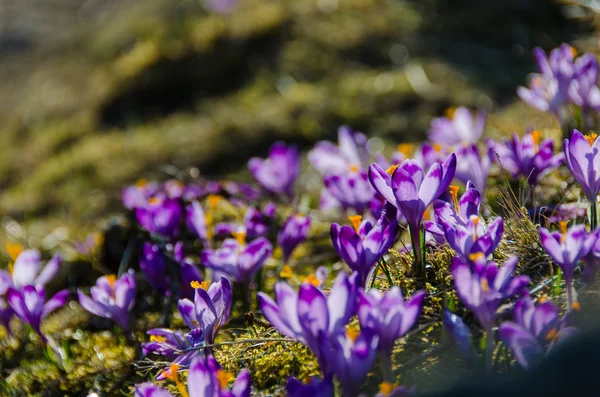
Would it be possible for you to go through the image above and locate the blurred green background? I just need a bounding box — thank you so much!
[0,0,596,248]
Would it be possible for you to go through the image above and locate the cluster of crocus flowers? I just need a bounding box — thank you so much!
[452,256,530,368]
[135,356,250,397]
[77,270,136,330]
[518,44,600,126]
[248,142,300,200]
[330,205,398,287]
[369,153,457,276]
[488,129,564,190]
[498,295,578,370]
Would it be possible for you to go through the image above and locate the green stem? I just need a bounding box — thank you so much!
[380,257,394,287]
[485,327,495,375]
[369,262,381,290]
[566,277,574,309]
[591,200,597,231]
[410,225,424,278]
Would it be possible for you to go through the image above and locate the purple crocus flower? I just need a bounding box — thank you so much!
[564,129,600,201]
[498,295,578,370]
[568,53,600,111]
[454,144,493,192]
[287,375,334,397]
[77,270,136,330]
[278,214,311,264]
[215,206,273,240]
[248,142,300,199]
[413,143,450,170]
[323,168,376,215]
[140,243,170,293]
[143,328,204,379]
[309,126,369,175]
[424,182,481,243]
[369,153,457,275]
[428,107,486,146]
[538,222,597,308]
[330,205,398,286]
[258,272,358,370]
[452,256,530,332]
[135,195,182,237]
[0,248,61,290]
[488,130,564,187]
[186,200,209,245]
[122,179,160,210]
[201,236,272,284]
[135,356,251,397]
[357,287,425,379]
[178,277,232,345]
[517,44,576,117]
[322,327,379,397]
[7,286,68,341]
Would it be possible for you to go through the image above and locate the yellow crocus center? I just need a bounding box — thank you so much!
[232,231,247,245]
[135,178,148,188]
[572,301,581,311]
[216,369,235,390]
[449,185,459,212]
[444,106,457,120]
[433,143,443,152]
[537,295,547,304]
[207,194,222,210]
[397,143,414,157]
[471,216,480,240]
[190,280,210,290]
[386,164,399,176]
[148,197,160,205]
[149,335,166,343]
[346,325,360,342]
[280,265,294,279]
[164,364,189,397]
[105,274,117,289]
[585,133,598,146]
[378,381,397,396]
[546,328,558,341]
[480,278,489,293]
[6,243,23,262]
[348,215,363,233]
[304,274,320,287]
[423,207,431,221]
[469,252,485,263]
[349,164,360,173]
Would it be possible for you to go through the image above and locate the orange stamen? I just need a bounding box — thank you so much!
[386,164,399,176]
[433,143,443,152]
[537,295,548,304]
[449,185,459,212]
[572,302,581,311]
[444,106,457,120]
[105,274,117,289]
[546,328,558,341]
[531,130,542,152]
[135,178,148,188]
[190,280,210,290]
[349,164,360,173]
[149,335,166,343]
[148,197,160,205]
[559,221,568,243]
[164,364,189,397]
[469,252,485,263]
[6,243,23,262]
[348,215,363,233]
[346,325,360,342]
[304,274,320,287]
[585,133,598,146]
[280,265,294,279]
[569,45,577,58]
[216,369,235,390]
[397,143,414,158]
[232,231,247,245]
[480,278,489,293]
[207,194,222,210]
[378,381,397,396]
